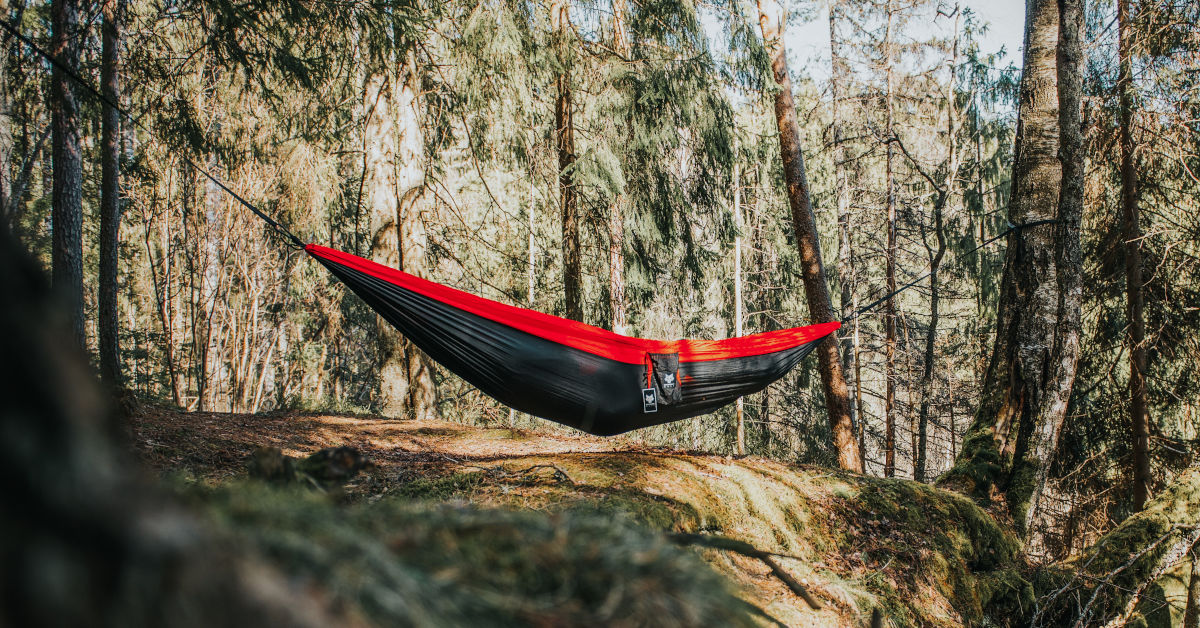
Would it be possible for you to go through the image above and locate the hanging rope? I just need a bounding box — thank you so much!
[0,17,306,249]
[843,218,1059,322]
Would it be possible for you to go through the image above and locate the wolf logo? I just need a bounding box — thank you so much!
[662,372,676,390]
[642,387,658,413]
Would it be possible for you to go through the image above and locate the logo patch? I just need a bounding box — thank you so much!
[642,387,658,413]
[662,372,676,391]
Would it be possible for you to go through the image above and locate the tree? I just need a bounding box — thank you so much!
[51,0,84,349]
[913,4,962,483]
[828,0,861,458]
[98,0,127,400]
[553,0,582,322]
[364,44,438,420]
[1118,0,1150,512]
[881,0,898,478]
[756,0,862,473]
[946,0,1084,533]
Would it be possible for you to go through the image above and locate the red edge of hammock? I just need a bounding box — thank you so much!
[306,244,840,365]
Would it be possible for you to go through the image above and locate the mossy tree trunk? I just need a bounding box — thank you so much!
[756,0,862,473]
[1034,466,1200,626]
[945,0,1083,533]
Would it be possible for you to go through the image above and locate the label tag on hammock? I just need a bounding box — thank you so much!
[642,388,658,413]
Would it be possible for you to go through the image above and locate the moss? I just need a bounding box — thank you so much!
[394,471,487,499]
[1034,468,1200,625]
[847,478,1026,625]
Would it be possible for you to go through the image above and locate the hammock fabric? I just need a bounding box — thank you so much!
[307,244,839,436]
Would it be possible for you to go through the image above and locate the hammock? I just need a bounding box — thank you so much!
[308,244,838,435]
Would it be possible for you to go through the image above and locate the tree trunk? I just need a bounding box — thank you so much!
[608,0,629,334]
[883,0,898,478]
[554,0,582,322]
[946,0,1083,534]
[830,0,859,450]
[51,0,85,349]
[1186,543,1200,628]
[733,160,745,456]
[363,70,409,416]
[757,0,862,473]
[0,0,11,220]
[395,50,439,421]
[99,0,127,398]
[1118,0,1150,512]
[916,5,960,483]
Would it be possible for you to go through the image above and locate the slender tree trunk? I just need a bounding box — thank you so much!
[608,0,629,334]
[830,0,859,447]
[757,0,862,473]
[733,160,745,456]
[51,0,85,349]
[99,0,127,398]
[395,49,439,421]
[916,5,960,483]
[883,0,898,478]
[0,0,11,220]
[554,0,582,322]
[1118,0,1150,512]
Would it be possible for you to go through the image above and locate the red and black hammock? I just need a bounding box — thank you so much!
[307,245,838,436]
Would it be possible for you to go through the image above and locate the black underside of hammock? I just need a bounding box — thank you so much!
[308,245,836,436]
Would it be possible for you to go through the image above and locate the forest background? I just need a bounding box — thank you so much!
[2,0,1198,577]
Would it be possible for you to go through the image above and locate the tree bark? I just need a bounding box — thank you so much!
[1118,0,1150,512]
[946,0,1083,535]
[554,0,582,322]
[51,0,85,349]
[757,0,862,473]
[99,0,127,398]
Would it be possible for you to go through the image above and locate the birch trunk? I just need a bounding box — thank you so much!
[757,0,862,473]
[946,0,1083,535]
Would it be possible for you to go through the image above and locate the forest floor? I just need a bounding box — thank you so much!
[131,408,1028,627]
